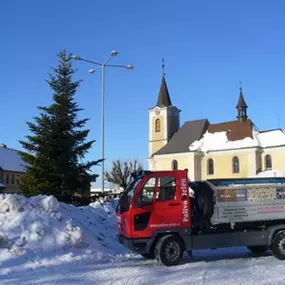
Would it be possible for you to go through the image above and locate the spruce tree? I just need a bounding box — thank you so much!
[19,50,102,200]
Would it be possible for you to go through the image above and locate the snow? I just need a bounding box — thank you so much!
[189,128,285,152]
[1,194,285,284]
[0,194,130,269]
[259,129,285,147]
[250,169,285,177]
[0,147,25,172]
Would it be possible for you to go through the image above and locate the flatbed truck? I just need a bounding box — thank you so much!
[116,169,285,266]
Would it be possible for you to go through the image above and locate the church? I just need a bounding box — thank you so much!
[148,71,285,181]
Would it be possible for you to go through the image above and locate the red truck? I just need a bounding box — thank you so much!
[116,169,285,266]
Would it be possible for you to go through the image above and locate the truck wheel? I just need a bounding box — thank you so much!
[271,231,285,260]
[247,245,268,254]
[154,234,184,266]
[140,252,154,259]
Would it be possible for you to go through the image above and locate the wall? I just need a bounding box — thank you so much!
[200,148,257,180]
[148,106,180,158]
[151,153,191,171]
[1,170,23,194]
[261,146,285,173]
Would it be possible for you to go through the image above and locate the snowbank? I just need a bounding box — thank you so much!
[0,194,129,264]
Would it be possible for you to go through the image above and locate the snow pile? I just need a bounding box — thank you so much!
[189,128,285,152]
[0,194,129,263]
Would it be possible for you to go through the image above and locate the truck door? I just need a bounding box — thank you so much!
[151,174,184,229]
[131,176,157,238]
[132,173,185,239]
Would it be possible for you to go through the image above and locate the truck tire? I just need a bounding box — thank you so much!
[271,231,285,260]
[140,252,155,259]
[247,245,268,254]
[154,234,184,266]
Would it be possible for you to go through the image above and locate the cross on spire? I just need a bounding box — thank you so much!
[236,83,248,122]
[162,58,166,76]
[156,58,172,107]
[239,80,242,91]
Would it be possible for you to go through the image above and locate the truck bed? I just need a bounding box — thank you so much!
[208,181,285,225]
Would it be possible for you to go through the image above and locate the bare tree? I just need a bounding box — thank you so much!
[104,159,143,189]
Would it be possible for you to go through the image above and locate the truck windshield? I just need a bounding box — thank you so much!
[117,176,143,213]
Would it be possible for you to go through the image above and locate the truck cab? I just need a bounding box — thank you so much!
[116,169,191,238]
[116,169,285,266]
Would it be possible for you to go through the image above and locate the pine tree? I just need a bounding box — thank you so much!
[19,50,102,200]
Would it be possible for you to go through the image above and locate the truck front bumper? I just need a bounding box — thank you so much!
[118,235,152,254]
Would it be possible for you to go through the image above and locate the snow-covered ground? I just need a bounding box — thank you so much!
[1,194,285,285]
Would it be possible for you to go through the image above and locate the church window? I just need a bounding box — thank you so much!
[155,119,161,132]
[265,154,272,170]
[207,159,214,175]
[171,160,178,170]
[232,156,240,173]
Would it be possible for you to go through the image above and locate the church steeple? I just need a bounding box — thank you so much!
[236,86,248,122]
[156,59,172,107]
[148,59,180,160]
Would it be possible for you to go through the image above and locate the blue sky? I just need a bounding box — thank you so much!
[1,0,285,188]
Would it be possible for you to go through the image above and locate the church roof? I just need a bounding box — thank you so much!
[156,75,172,107]
[0,146,25,172]
[153,119,209,155]
[208,119,254,141]
[236,88,248,109]
[190,124,285,153]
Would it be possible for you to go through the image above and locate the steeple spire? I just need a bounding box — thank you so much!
[156,58,172,107]
[236,84,248,122]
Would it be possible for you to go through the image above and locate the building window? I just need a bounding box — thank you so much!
[207,159,214,175]
[265,154,272,170]
[6,174,9,185]
[0,168,3,183]
[171,160,178,170]
[155,119,161,132]
[232,156,240,173]
[11,174,15,184]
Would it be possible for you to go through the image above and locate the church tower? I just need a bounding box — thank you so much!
[236,87,248,122]
[148,60,181,158]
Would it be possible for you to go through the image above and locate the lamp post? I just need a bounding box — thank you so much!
[71,51,134,192]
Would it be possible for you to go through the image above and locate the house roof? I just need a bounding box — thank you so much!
[153,119,209,155]
[207,119,254,141]
[0,146,25,172]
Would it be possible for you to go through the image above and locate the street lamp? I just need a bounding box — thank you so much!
[71,50,134,192]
